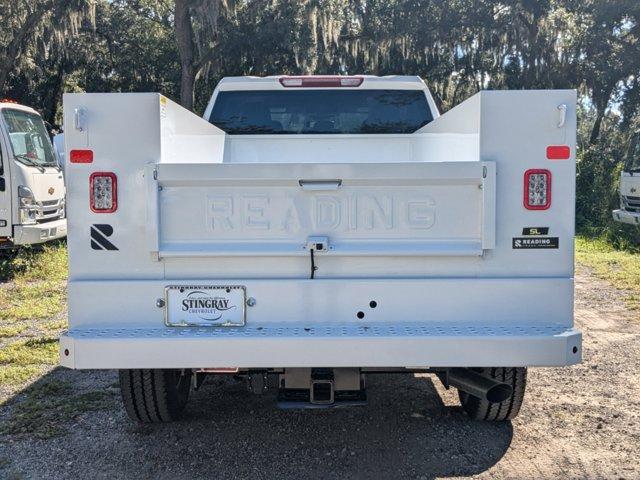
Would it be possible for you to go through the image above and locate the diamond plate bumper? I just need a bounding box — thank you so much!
[60,322,582,369]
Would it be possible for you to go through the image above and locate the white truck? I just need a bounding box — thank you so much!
[60,76,581,422]
[613,134,640,225]
[0,101,67,247]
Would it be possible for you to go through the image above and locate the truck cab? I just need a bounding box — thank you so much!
[0,101,67,247]
[613,134,640,226]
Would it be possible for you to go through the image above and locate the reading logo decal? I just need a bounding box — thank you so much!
[90,224,118,251]
[512,237,559,249]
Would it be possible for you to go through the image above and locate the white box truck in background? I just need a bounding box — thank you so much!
[60,76,581,423]
[0,100,66,247]
[613,134,640,225]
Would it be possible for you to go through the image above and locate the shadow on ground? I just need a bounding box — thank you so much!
[0,368,512,479]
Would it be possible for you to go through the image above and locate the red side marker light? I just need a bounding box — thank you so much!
[70,149,93,164]
[546,145,570,160]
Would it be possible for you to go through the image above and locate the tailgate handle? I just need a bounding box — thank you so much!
[299,179,342,191]
[74,107,86,132]
[557,104,567,128]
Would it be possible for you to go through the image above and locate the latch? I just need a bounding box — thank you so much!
[305,236,330,279]
[305,236,330,252]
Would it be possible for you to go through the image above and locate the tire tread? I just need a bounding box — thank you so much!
[118,369,191,423]
[458,367,527,421]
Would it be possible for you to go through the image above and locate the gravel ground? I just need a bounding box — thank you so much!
[1,264,639,479]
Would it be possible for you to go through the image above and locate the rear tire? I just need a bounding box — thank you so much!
[458,367,527,421]
[118,369,192,423]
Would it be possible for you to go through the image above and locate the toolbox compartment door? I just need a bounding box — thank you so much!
[147,161,495,259]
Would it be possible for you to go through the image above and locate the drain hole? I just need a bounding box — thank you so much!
[369,300,377,309]
[357,311,365,319]
[572,346,578,354]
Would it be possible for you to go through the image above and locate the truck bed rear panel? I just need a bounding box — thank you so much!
[61,89,579,369]
[154,161,494,258]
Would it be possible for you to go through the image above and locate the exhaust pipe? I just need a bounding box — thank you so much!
[447,368,513,403]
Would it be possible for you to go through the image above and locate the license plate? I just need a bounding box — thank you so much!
[165,285,246,327]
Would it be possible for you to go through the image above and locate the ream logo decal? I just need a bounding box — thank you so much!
[522,227,549,236]
[513,237,559,249]
[90,224,118,251]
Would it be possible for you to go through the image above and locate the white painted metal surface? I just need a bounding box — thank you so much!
[151,161,494,258]
[60,78,579,369]
[67,277,573,328]
[60,323,581,369]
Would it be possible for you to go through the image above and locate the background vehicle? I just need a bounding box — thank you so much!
[52,131,65,173]
[613,133,640,226]
[0,100,66,247]
[60,76,580,423]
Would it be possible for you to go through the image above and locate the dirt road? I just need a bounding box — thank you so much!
[0,265,639,479]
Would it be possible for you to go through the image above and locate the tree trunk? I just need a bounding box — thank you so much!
[44,60,66,125]
[174,0,196,111]
[589,108,605,145]
[589,92,611,145]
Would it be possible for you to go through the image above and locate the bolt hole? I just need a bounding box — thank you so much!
[357,311,365,319]
[226,288,231,293]
[572,346,578,354]
[64,349,69,356]
[369,300,377,309]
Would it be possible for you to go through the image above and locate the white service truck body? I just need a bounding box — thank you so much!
[60,76,580,421]
[0,102,66,247]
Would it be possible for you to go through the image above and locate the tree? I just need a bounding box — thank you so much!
[174,0,225,110]
[0,0,95,93]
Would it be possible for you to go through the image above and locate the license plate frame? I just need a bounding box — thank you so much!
[164,285,246,327]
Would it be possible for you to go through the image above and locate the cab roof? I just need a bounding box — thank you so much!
[0,101,40,115]
[215,75,428,91]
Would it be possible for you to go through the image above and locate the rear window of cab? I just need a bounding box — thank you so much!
[209,89,433,135]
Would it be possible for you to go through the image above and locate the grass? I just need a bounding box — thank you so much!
[0,242,68,395]
[0,338,59,365]
[576,236,640,310]
[0,242,67,322]
[0,242,117,440]
[0,324,29,338]
[0,381,115,439]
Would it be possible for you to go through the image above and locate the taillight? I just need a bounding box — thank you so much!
[279,76,363,88]
[70,150,93,163]
[524,169,551,210]
[90,172,117,213]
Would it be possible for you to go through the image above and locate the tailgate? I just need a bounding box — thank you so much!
[148,161,495,259]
